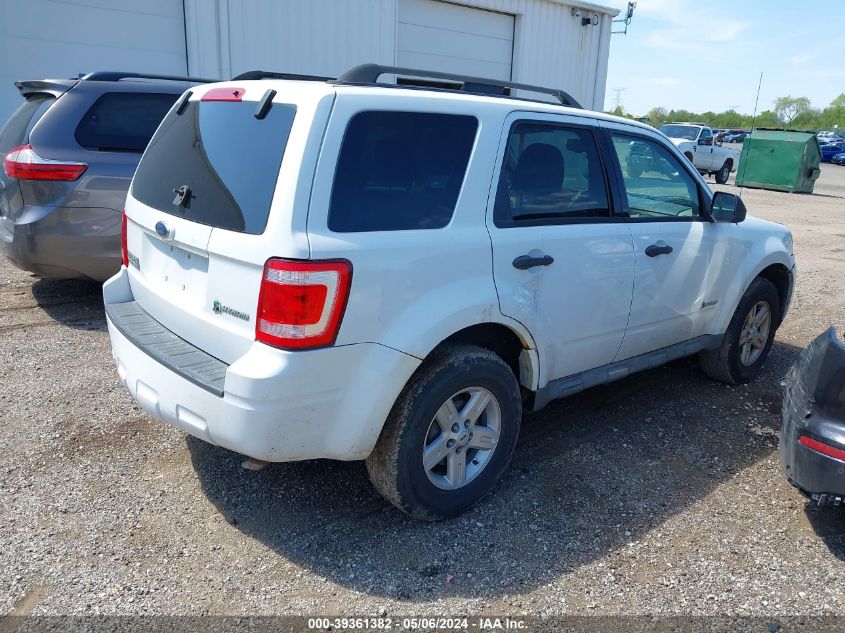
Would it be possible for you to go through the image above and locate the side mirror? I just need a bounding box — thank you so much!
[711,191,747,223]
[699,138,713,146]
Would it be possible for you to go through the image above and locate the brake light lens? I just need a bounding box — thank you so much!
[120,212,128,267]
[201,86,246,102]
[3,144,87,181]
[256,259,352,349]
[799,435,845,462]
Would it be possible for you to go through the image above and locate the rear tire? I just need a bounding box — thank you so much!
[699,278,780,384]
[715,161,731,184]
[366,345,522,521]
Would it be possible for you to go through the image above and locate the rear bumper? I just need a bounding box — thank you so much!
[780,328,845,503]
[103,268,421,462]
[0,205,121,281]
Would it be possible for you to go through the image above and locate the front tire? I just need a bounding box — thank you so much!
[699,277,780,384]
[366,345,522,521]
[715,161,731,184]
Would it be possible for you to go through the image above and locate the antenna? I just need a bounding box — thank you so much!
[738,72,763,198]
[612,2,636,35]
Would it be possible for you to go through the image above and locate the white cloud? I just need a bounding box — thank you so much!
[790,53,815,66]
[632,0,749,47]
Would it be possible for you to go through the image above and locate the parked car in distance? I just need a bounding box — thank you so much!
[723,131,749,143]
[817,131,843,144]
[658,123,741,183]
[820,142,845,163]
[104,64,796,520]
[831,152,845,166]
[0,72,214,282]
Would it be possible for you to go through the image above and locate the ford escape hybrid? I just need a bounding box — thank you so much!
[104,65,796,520]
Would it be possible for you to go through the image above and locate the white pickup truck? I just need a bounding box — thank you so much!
[659,123,741,184]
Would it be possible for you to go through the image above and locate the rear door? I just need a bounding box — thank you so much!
[124,83,331,363]
[487,112,634,387]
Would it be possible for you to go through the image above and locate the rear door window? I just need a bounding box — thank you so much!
[131,100,296,235]
[75,92,179,152]
[328,111,478,232]
[493,122,610,226]
[0,95,54,152]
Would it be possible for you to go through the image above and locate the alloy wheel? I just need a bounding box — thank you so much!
[422,387,501,490]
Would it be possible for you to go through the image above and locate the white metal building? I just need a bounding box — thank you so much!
[0,0,619,121]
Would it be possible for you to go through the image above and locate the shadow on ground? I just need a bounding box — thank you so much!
[188,339,806,600]
[804,504,845,561]
[31,278,105,331]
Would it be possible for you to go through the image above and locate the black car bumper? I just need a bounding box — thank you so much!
[780,328,845,505]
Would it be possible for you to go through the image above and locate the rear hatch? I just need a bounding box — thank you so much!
[0,82,68,228]
[124,81,334,363]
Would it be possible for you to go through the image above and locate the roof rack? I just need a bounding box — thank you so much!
[232,70,335,82]
[335,64,583,109]
[79,71,218,84]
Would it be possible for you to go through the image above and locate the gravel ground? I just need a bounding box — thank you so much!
[2,165,844,619]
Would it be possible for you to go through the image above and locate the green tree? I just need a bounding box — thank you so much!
[753,110,779,128]
[773,96,812,126]
[647,106,669,127]
[829,93,845,109]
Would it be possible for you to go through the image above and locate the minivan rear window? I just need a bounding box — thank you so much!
[328,111,478,232]
[131,100,296,235]
[0,95,54,153]
[75,92,179,152]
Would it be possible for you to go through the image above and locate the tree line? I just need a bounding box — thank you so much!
[609,94,845,131]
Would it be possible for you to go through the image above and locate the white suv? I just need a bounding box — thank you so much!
[104,65,796,520]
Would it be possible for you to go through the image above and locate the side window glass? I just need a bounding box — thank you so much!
[75,92,179,152]
[493,122,609,226]
[610,133,702,219]
[328,111,478,232]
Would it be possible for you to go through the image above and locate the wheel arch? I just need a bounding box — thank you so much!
[711,258,794,335]
[420,322,540,393]
[756,263,791,326]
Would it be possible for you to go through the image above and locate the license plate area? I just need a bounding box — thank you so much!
[141,234,209,306]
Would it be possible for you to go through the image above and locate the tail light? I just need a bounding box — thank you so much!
[120,212,128,267]
[799,435,845,462]
[3,144,87,181]
[256,258,352,350]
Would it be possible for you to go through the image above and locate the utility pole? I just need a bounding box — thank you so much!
[612,87,626,111]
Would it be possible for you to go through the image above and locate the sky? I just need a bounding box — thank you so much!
[601,0,845,115]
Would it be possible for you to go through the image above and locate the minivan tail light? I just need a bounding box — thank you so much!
[799,435,845,462]
[120,212,128,267]
[3,144,87,181]
[256,259,352,350]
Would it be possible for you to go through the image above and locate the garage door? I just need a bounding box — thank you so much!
[398,0,514,81]
[0,0,187,122]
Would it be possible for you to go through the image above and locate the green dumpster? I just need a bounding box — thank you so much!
[735,129,822,193]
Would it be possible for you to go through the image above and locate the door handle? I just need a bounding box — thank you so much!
[645,243,673,257]
[512,254,554,270]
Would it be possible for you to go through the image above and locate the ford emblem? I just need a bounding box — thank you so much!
[155,221,172,239]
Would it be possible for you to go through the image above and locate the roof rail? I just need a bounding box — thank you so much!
[232,70,335,82]
[335,63,583,109]
[79,71,218,84]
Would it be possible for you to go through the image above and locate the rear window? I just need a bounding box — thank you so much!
[75,92,179,152]
[328,111,478,232]
[131,100,296,235]
[0,95,54,152]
